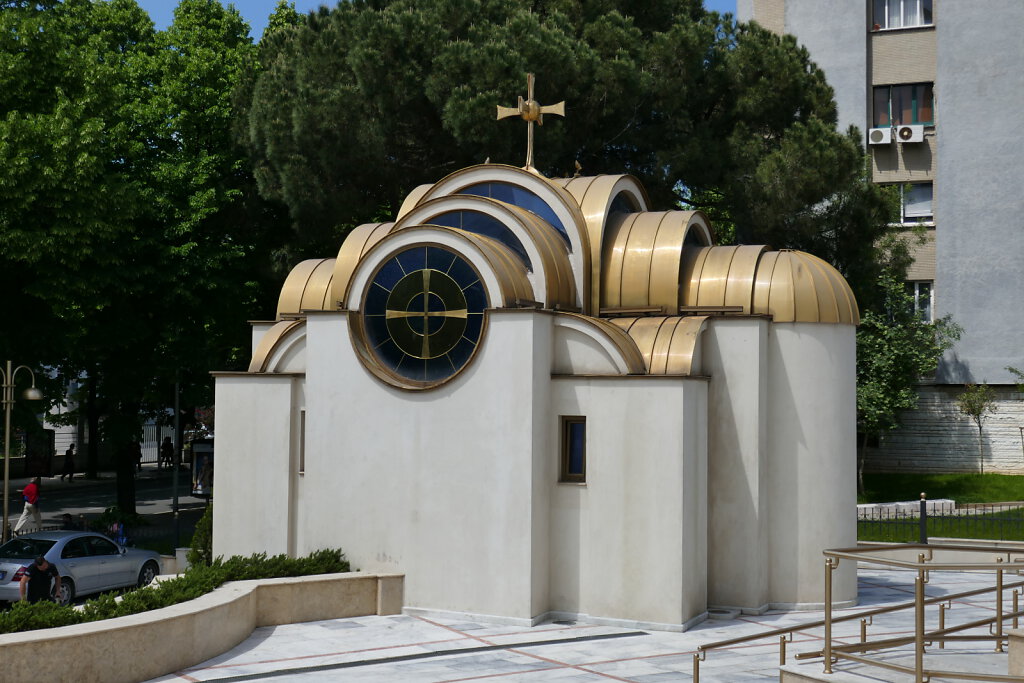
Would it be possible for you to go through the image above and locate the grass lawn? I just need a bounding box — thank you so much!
[859,472,1024,543]
[859,472,1024,505]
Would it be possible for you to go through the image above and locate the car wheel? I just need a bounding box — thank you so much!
[137,561,159,587]
[57,577,75,606]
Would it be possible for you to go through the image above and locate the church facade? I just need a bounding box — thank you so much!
[213,156,858,630]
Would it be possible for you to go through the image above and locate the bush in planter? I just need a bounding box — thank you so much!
[187,504,213,567]
[0,548,350,634]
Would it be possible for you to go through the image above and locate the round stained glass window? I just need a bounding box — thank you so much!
[362,245,487,385]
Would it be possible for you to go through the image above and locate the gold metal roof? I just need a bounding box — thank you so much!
[276,258,336,318]
[332,222,394,309]
[550,174,650,315]
[248,319,305,373]
[602,210,713,312]
[608,316,709,376]
[680,246,858,323]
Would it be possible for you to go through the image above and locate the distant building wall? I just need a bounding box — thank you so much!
[864,386,1024,475]
[933,1,1024,384]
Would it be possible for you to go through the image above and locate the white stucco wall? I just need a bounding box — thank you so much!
[550,376,708,630]
[703,318,770,612]
[767,324,857,607]
[213,374,299,559]
[297,310,549,621]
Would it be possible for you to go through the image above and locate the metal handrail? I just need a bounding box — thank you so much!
[691,542,1024,683]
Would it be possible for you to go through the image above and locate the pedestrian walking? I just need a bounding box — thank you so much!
[60,443,76,482]
[14,477,42,534]
[20,555,59,603]
[159,436,174,469]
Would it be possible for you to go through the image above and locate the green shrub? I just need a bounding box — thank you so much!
[0,548,350,634]
[187,505,213,567]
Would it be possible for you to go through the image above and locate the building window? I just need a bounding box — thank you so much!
[902,183,933,223]
[873,0,933,30]
[906,281,933,322]
[560,416,586,483]
[873,84,934,127]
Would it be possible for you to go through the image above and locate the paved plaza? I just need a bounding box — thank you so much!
[149,566,1016,682]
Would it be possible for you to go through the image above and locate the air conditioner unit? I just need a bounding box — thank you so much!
[896,124,924,143]
[868,127,892,145]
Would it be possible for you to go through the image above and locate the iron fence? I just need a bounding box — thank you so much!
[858,497,1024,543]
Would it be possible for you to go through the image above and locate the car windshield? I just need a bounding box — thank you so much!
[0,538,56,559]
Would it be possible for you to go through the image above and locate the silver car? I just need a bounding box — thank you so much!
[0,531,161,605]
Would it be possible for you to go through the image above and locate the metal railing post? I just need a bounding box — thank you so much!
[919,492,928,544]
[996,560,1005,652]
[915,569,926,683]
[824,557,838,674]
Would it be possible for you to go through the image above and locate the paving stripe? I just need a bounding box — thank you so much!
[196,630,646,682]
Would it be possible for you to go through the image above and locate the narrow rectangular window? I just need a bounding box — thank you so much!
[560,416,586,483]
[298,409,306,474]
[873,0,933,30]
[906,281,933,323]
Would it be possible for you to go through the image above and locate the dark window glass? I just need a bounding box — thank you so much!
[873,87,890,127]
[89,536,119,555]
[872,84,934,127]
[915,84,933,124]
[459,182,570,247]
[561,417,586,482]
[62,538,90,559]
[0,538,55,559]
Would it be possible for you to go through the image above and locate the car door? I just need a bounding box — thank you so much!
[85,536,132,590]
[59,537,97,594]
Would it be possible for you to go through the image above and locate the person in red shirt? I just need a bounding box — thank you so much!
[14,477,41,533]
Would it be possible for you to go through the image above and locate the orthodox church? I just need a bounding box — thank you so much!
[213,77,858,630]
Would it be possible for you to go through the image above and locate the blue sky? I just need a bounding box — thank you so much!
[137,1,737,38]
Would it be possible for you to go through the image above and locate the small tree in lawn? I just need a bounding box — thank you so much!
[957,383,997,474]
[856,263,960,493]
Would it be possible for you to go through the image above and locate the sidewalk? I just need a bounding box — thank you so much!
[148,566,1013,682]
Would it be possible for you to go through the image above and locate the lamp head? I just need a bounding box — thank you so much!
[22,387,43,401]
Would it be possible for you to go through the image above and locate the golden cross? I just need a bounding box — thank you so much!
[496,73,565,170]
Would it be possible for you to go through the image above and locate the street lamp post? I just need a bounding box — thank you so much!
[2,361,43,542]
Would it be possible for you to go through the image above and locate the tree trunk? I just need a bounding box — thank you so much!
[857,431,867,495]
[85,374,99,478]
[978,423,985,475]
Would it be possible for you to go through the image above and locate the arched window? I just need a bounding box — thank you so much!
[459,182,570,248]
[428,211,532,270]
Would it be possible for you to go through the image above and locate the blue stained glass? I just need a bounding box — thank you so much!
[567,421,585,475]
[396,246,427,274]
[463,280,487,312]
[447,336,477,369]
[372,258,406,291]
[427,246,457,273]
[430,211,532,270]
[460,182,570,247]
[424,355,455,382]
[363,280,391,315]
[462,313,483,345]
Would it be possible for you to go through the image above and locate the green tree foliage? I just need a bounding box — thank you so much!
[0,0,281,510]
[958,383,997,475]
[236,0,897,302]
[856,261,961,489]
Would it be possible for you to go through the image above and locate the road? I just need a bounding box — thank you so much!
[30,467,208,529]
